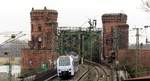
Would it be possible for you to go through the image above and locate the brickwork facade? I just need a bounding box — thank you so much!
[118,49,150,76]
[102,13,129,59]
[21,7,58,71]
[116,24,129,49]
[29,7,58,50]
[21,49,58,70]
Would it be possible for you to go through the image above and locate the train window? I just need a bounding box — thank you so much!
[59,57,70,66]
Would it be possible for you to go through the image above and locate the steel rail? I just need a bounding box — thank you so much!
[76,68,91,81]
[45,61,111,81]
[84,60,110,81]
[44,74,57,81]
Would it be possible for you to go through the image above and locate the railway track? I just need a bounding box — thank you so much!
[80,60,112,81]
[45,60,112,81]
[18,69,57,81]
[76,67,92,81]
[34,69,57,81]
[45,65,89,81]
[44,74,57,81]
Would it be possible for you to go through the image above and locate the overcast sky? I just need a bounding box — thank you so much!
[0,0,150,44]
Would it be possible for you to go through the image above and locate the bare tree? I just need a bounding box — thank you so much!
[141,0,150,12]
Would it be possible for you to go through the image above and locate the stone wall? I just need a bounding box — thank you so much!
[21,49,58,70]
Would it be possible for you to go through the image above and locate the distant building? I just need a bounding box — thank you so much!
[21,7,58,72]
[102,13,129,60]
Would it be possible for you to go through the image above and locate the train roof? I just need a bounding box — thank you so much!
[67,51,78,56]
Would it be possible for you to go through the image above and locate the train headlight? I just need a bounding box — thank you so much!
[58,69,61,72]
[69,68,71,71]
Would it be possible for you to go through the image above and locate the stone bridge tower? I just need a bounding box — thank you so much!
[29,7,58,50]
[102,13,129,61]
[21,7,58,72]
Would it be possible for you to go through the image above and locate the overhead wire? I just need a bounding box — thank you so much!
[0,32,26,47]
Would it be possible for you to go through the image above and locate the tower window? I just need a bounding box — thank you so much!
[38,26,42,32]
[38,41,42,49]
[38,37,42,49]
[38,37,42,42]
[31,24,34,32]
[49,23,52,27]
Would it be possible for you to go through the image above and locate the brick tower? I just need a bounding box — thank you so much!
[21,7,58,72]
[102,13,129,60]
[29,7,58,50]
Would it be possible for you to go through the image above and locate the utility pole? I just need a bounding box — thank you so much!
[144,25,150,44]
[133,28,142,77]
[6,34,16,81]
[79,28,84,64]
[87,19,96,81]
[0,32,26,81]
[4,52,11,81]
[81,34,84,64]
[112,27,119,81]
[88,19,96,61]
[112,27,119,62]
[60,30,64,55]
[8,34,16,81]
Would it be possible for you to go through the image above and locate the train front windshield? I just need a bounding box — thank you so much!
[59,57,70,66]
